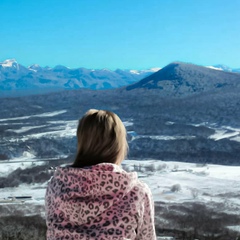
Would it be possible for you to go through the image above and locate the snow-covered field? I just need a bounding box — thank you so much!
[127,160,240,212]
[1,159,240,238]
[1,159,240,217]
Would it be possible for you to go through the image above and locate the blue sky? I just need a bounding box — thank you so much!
[0,0,239,69]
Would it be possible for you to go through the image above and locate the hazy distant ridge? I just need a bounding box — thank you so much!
[0,59,158,93]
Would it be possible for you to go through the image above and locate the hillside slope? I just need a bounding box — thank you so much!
[126,62,240,97]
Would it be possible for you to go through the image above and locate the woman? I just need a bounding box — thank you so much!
[45,109,156,240]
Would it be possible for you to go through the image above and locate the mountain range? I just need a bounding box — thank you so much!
[0,59,159,95]
[0,59,240,97]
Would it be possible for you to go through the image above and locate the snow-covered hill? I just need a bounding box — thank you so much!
[126,62,240,96]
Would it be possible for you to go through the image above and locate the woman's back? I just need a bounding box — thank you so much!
[45,109,156,239]
[45,163,156,240]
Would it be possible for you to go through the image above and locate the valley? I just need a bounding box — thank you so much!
[0,62,240,239]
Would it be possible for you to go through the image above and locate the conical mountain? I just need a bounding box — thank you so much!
[126,62,240,96]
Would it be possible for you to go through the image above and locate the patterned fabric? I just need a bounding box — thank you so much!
[45,163,156,240]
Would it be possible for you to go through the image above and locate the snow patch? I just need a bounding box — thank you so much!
[206,66,223,71]
[209,126,240,142]
[227,225,240,233]
[6,125,47,133]
[123,121,133,127]
[0,110,67,122]
[22,151,35,158]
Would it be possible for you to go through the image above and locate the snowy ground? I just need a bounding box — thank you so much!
[1,159,240,215]
[1,159,240,238]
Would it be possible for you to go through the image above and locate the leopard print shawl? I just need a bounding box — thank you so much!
[45,163,156,240]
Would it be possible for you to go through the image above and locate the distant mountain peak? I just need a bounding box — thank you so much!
[0,59,18,68]
[28,64,42,72]
[28,64,41,68]
[53,65,70,70]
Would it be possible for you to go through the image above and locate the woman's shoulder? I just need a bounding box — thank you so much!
[135,178,152,196]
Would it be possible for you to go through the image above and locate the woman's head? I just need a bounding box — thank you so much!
[72,109,128,168]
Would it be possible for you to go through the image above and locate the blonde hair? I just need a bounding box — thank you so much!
[72,109,128,168]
